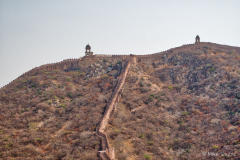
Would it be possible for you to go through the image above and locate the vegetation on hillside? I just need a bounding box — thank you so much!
[0,45,240,159]
[106,47,240,159]
[0,59,121,159]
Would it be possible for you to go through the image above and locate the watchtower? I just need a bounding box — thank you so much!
[195,35,200,43]
[85,44,93,56]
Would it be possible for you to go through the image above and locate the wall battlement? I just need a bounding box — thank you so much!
[0,42,239,90]
[96,59,131,160]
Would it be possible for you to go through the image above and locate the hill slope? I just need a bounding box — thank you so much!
[0,58,121,159]
[1,43,240,159]
[106,45,240,159]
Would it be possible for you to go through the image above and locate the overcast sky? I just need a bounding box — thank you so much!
[0,0,240,88]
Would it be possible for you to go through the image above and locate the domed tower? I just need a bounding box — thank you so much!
[195,35,200,43]
[85,44,93,56]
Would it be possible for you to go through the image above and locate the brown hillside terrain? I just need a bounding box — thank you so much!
[0,58,122,159]
[0,43,240,159]
[106,46,240,159]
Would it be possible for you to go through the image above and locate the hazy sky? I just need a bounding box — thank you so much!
[0,0,240,88]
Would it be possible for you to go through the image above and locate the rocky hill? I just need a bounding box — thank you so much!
[0,42,240,159]
[0,58,122,159]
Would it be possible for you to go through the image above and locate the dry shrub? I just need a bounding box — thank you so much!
[54,89,65,98]
[225,66,233,72]
[28,122,38,131]
[65,85,72,92]
[195,98,206,106]
[218,58,226,63]
[113,118,122,128]
[104,83,112,89]
[84,152,97,160]
[29,98,41,107]
[118,152,129,160]
[42,80,52,88]
[235,56,240,60]
[36,102,50,111]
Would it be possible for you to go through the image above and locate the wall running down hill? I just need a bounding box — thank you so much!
[1,41,240,159]
[96,59,131,160]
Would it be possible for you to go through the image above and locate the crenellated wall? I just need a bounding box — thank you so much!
[96,60,131,160]
[99,61,130,132]
[1,42,239,91]
[95,54,112,57]
[0,58,79,90]
[136,42,240,62]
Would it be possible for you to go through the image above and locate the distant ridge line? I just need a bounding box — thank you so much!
[0,42,239,90]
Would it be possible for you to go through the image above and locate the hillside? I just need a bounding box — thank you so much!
[0,58,122,159]
[0,42,240,159]
[106,47,240,159]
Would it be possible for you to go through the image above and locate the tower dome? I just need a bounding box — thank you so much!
[86,44,91,50]
[85,44,91,52]
[85,44,93,56]
[195,35,200,43]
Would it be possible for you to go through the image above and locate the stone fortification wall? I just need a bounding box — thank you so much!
[198,42,240,52]
[21,58,80,76]
[81,54,129,63]
[135,42,240,64]
[137,42,240,60]
[0,54,128,90]
[83,54,129,58]
[95,54,112,57]
[99,61,130,131]
[1,42,239,91]
[0,58,79,90]
[96,60,131,160]
[112,55,128,58]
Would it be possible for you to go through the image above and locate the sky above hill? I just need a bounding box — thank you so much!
[0,0,240,88]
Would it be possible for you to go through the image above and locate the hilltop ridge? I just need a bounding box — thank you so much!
[1,41,240,91]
